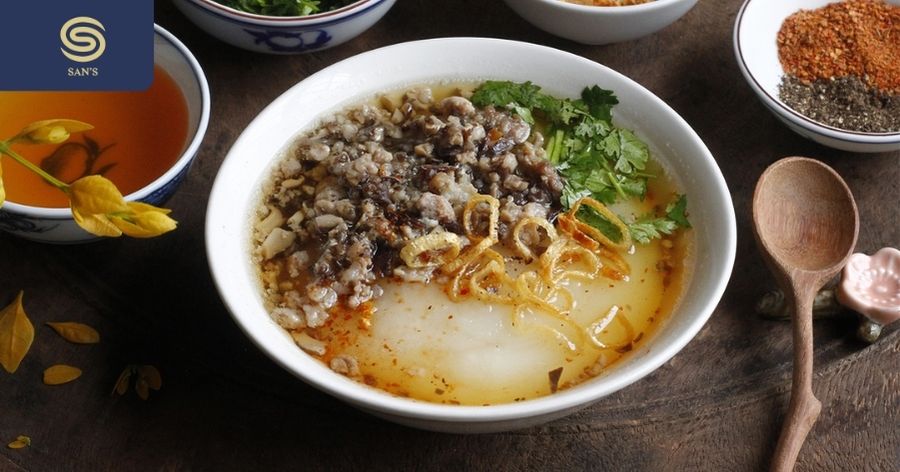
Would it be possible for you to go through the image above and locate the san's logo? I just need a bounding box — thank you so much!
[59,16,106,63]
[0,1,151,90]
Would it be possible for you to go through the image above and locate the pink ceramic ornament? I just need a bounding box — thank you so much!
[837,248,900,326]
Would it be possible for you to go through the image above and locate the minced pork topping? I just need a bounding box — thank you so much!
[254,87,564,331]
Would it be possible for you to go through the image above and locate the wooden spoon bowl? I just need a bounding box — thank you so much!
[754,159,858,276]
[752,157,859,472]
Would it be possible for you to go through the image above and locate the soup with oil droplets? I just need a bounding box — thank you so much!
[254,82,692,405]
[0,65,188,208]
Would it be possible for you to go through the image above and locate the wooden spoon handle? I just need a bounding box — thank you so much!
[771,289,822,472]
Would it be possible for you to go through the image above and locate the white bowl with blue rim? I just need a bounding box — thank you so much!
[734,0,900,153]
[503,0,698,45]
[206,38,736,433]
[0,25,210,244]
[172,0,396,54]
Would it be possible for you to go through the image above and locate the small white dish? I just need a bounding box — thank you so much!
[205,38,736,433]
[172,0,396,54]
[0,25,211,244]
[733,0,900,153]
[503,0,698,45]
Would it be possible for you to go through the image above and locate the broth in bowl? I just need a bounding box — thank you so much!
[253,82,692,405]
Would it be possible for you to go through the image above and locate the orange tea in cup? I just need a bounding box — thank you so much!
[0,65,189,208]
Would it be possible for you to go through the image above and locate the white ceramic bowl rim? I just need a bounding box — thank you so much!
[2,24,211,219]
[206,37,736,424]
[734,0,900,143]
[185,0,385,25]
[532,0,691,13]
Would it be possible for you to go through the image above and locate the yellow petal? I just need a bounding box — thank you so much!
[71,208,123,237]
[127,201,172,215]
[43,364,82,385]
[46,322,100,344]
[135,377,150,400]
[16,119,93,144]
[7,435,30,449]
[0,291,34,374]
[36,126,69,144]
[138,365,162,390]
[68,175,128,215]
[113,207,177,238]
[112,366,133,395]
[134,365,162,400]
[0,160,5,208]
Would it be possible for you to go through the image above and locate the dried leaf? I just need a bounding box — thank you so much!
[0,291,34,373]
[112,364,161,399]
[46,322,100,344]
[135,378,150,400]
[137,365,162,390]
[135,365,162,400]
[43,364,82,385]
[113,366,133,395]
[7,435,30,449]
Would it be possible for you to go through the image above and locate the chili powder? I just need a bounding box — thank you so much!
[777,0,900,94]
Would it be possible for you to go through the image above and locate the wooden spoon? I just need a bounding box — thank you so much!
[752,157,859,472]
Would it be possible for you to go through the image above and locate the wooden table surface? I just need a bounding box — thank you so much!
[2,1,898,470]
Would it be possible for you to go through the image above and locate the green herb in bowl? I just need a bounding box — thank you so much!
[218,0,356,16]
[471,80,690,246]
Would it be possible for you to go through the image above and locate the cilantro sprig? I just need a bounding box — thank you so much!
[627,194,691,245]
[471,81,690,244]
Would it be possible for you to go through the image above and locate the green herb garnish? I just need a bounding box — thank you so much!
[471,80,690,244]
[576,205,624,244]
[219,0,354,16]
[627,194,691,245]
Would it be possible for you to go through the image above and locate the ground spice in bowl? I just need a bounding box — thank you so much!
[779,76,900,133]
[776,0,900,133]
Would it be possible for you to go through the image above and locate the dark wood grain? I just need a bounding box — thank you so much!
[1,1,898,470]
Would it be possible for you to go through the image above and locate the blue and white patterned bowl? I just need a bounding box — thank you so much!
[0,25,211,244]
[172,0,396,54]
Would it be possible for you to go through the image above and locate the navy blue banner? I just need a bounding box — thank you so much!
[0,1,154,91]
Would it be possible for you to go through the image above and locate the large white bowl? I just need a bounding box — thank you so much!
[206,38,736,433]
[0,25,211,244]
[734,0,900,153]
[503,0,698,45]
[173,0,396,54]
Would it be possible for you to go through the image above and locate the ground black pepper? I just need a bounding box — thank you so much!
[779,75,900,133]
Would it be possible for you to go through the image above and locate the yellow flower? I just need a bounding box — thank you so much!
[113,202,178,238]
[0,159,5,207]
[67,175,177,238]
[68,175,128,236]
[14,119,93,145]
